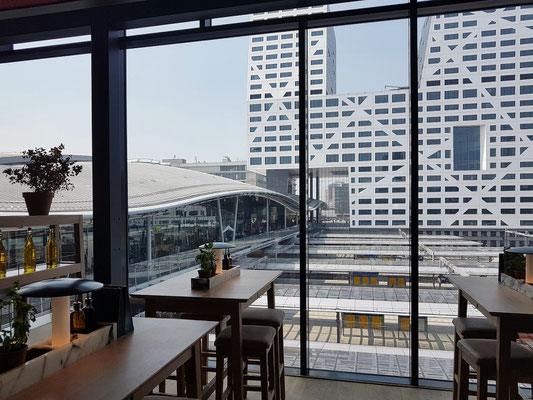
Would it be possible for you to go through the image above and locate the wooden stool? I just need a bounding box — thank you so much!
[179,313,229,399]
[452,317,497,397]
[215,325,277,400]
[242,308,285,400]
[457,338,533,400]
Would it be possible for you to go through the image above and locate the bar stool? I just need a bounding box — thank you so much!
[452,317,497,397]
[215,325,277,400]
[457,338,533,400]
[179,313,230,398]
[453,318,497,340]
[242,308,285,400]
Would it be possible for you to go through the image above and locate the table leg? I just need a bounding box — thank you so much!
[457,290,467,317]
[145,300,157,318]
[267,282,276,309]
[496,318,512,400]
[230,304,244,400]
[185,341,202,399]
[453,290,468,399]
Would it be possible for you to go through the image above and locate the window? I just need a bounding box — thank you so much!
[453,126,480,171]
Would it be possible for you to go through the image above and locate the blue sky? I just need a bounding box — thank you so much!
[0,14,410,162]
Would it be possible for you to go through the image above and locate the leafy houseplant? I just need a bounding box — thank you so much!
[3,144,83,215]
[196,242,216,279]
[503,250,526,280]
[0,281,37,374]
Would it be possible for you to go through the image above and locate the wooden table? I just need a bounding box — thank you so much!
[131,269,282,400]
[9,317,217,400]
[450,276,533,400]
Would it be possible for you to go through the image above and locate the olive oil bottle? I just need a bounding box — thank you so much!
[46,225,59,269]
[24,228,36,274]
[0,230,6,279]
[70,301,86,333]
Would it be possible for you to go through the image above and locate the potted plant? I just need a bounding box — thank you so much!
[3,144,83,215]
[503,251,526,280]
[196,242,216,279]
[0,281,37,374]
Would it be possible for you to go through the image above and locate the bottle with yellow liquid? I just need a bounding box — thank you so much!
[46,225,59,269]
[0,230,6,279]
[24,228,36,274]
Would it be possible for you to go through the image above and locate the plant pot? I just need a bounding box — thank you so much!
[198,269,213,279]
[0,344,28,375]
[22,192,54,216]
[513,270,526,280]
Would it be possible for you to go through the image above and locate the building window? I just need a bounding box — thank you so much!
[453,126,480,171]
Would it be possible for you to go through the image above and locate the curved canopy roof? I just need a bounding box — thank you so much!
[0,161,300,216]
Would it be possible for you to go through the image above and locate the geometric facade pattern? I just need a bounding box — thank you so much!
[247,6,533,230]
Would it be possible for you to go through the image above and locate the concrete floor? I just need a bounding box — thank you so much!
[198,376,452,400]
[266,376,452,400]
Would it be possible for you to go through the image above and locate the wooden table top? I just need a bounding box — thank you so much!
[450,276,533,318]
[9,317,217,400]
[131,269,282,303]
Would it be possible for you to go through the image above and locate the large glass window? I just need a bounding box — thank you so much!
[305,18,411,378]
[417,5,533,382]
[0,54,91,320]
[453,126,481,171]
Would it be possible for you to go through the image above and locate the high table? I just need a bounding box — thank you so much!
[8,317,217,400]
[131,269,282,400]
[450,276,533,400]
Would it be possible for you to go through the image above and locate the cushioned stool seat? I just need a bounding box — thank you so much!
[215,325,277,400]
[242,308,286,400]
[242,308,284,328]
[457,338,533,400]
[458,339,533,373]
[215,325,276,356]
[452,317,496,339]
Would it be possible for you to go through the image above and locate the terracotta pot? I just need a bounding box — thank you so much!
[0,345,28,375]
[22,192,54,216]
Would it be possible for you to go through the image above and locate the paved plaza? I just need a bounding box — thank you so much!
[280,309,456,380]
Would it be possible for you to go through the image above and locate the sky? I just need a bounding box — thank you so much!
[0,6,412,163]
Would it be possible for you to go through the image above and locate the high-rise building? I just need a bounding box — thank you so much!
[247,6,533,239]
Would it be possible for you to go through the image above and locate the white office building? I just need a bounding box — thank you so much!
[246,6,533,242]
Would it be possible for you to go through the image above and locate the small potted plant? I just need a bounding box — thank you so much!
[196,242,216,279]
[0,281,37,374]
[504,251,526,280]
[3,144,83,215]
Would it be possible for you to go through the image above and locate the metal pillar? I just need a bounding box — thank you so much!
[315,173,320,223]
[409,0,420,386]
[266,198,270,234]
[91,22,128,287]
[217,198,224,242]
[298,20,309,376]
[309,171,314,223]
[146,216,152,266]
[91,21,131,337]
[233,196,239,242]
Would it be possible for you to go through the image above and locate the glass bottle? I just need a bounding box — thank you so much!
[23,228,36,274]
[70,301,86,333]
[46,225,59,269]
[228,251,233,268]
[0,230,6,279]
[223,249,229,270]
[82,296,96,332]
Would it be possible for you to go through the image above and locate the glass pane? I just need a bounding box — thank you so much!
[127,27,301,367]
[0,54,91,322]
[305,17,411,377]
[417,5,533,381]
